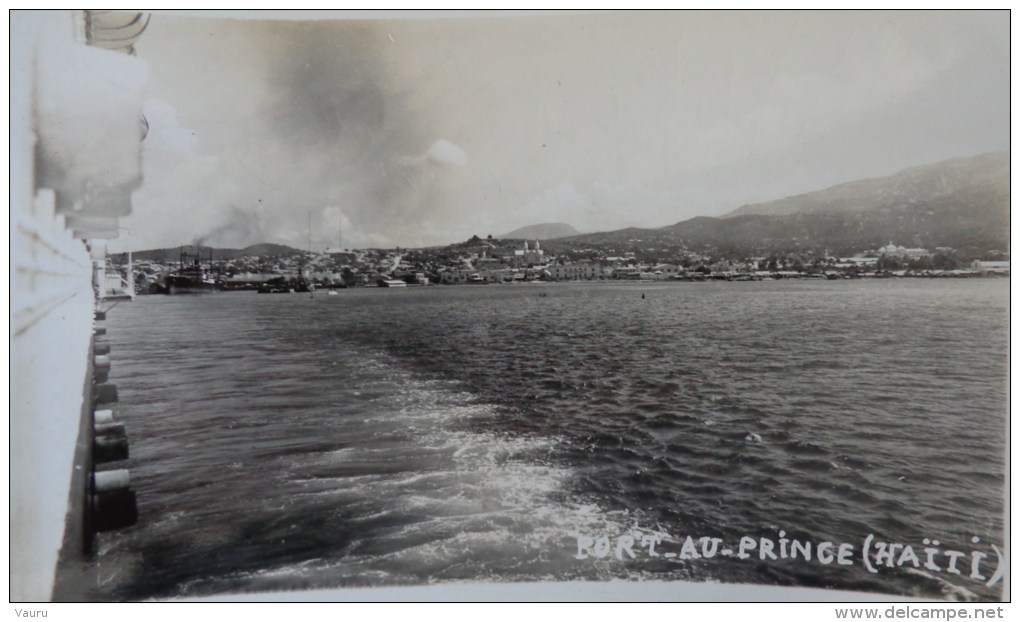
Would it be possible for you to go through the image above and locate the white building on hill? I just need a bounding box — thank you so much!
[513,240,545,266]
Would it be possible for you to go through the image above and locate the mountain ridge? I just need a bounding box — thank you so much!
[551,152,1009,257]
[722,151,1007,219]
[499,222,579,240]
[121,243,304,262]
[122,153,1008,260]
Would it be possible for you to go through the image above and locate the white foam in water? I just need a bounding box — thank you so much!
[248,353,637,588]
[98,282,1007,601]
[903,568,979,602]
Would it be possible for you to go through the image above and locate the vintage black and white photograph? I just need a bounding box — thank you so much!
[11,10,1009,603]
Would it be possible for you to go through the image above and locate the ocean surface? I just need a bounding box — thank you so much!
[93,279,1009,601]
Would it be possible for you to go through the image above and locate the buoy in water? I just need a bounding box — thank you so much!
[91,468,137,531]
[94,383,118,406]
[93,468,129,492]
[93,411,128,462]
[94,434,129,463]
[94,421,126,437]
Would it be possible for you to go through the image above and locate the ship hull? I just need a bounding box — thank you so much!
[165,277,217,294]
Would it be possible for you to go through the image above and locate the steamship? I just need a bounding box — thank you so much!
[164,247,219,294]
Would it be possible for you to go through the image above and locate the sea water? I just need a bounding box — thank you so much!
[93,279,1008,601]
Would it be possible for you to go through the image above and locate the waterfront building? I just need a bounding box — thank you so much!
[877,242,930,259]
[439,268,471,284]
[549,262,606,281]
[652,264,681,277]
[613,266,642,280]
[972,260,1010,275]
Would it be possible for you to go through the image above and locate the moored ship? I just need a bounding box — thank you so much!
[164,248,219,294]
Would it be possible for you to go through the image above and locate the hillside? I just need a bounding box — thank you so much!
[557,152,1009,258]
[499,222,579,240]
[123,243,303,262]
[724,152,1008,218]
[119,153,1008,262]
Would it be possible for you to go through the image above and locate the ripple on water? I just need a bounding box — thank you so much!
[97,281,1007,601]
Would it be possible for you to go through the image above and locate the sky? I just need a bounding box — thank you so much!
[114,10,1009,251]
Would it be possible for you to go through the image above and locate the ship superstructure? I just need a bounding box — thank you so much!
[12,10,150,601]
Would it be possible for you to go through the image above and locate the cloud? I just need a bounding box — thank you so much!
[115,12,1007,252]
[141,99,198,163]
[501,182,599,234]
[426,139,467,167]
[320,205,393,250]
[120,18,440,250]
[394,139,467,168]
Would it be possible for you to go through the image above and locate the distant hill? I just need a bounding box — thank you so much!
[723,152,1008,218]
[119,154,1008,263]
[499,222,579,240]
[557,152,1009,258]
[123,243,303,262]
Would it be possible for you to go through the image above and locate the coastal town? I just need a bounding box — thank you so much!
[108,236,1010,295]
[12,10,1009,606]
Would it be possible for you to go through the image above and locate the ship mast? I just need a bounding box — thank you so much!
[300,210,310,283]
